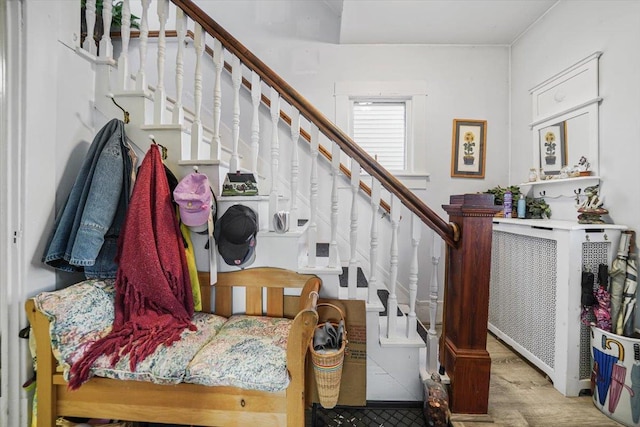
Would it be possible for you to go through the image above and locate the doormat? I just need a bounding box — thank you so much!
[309,402,428,427]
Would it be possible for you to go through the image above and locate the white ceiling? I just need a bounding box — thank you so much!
[332,0,559,45]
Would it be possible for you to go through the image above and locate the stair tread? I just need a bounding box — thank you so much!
[339,266,368,288]
[377,289,403,317]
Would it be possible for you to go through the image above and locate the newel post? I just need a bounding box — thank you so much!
[441,193,499,414]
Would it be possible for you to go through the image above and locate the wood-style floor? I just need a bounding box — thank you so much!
[451,332,622,427]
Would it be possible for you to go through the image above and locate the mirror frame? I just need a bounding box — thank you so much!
[529,52,602,180]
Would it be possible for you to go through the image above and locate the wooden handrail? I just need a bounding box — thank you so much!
[169,0,457,247]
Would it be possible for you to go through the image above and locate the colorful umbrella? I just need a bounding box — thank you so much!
[610,233,631,332]
[594,283,612,332]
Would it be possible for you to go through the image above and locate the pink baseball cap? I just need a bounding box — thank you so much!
[173,173,212,227]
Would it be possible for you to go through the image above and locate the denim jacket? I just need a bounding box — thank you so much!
[42,119,132,278]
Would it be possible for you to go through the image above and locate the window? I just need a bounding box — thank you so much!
[334,81,427,179]
[352,101,407,171]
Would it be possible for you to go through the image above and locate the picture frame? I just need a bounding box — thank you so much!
[538,122,567,175]
[451,119,487,178]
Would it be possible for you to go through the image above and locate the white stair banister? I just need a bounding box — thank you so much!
[387,194,401,338]
[407,214,421,340]
[428,235,442,373]
[290,108,301,232]
[98,0,113,59]
[368,178,381,304]
[229,54,242,173]
[172,7,187,124]
[328,141,340,268]
[190,23,204,160]
[269,87,280,230]
[307,123,319,268]
[116,0,131,90]
[136,0,151,92]
[83,0,97,55]
[154,0,169,124]
[250,71,261,174]
[210,39,223,160]
[348,159,360,300]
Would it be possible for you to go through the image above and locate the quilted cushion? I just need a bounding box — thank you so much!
[34,279,227,384]
[185,315,293,392]
[34,279,116,377]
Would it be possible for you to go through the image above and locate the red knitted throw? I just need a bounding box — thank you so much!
[68,144,195,390]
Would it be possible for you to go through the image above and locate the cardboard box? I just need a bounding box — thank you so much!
[306,298,367,407]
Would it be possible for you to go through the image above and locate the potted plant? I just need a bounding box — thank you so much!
[463,131,476,165]
[485,185,521,206]
[526,197,552,219]
[544,131,557,165]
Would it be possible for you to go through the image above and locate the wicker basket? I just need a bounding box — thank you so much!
[309,303,347,409]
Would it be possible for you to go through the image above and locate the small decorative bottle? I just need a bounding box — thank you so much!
[528,168,538,182]
[503,191,512,218]
[517,194,526,218]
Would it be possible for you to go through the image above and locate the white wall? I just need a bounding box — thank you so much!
[511,0,640,230]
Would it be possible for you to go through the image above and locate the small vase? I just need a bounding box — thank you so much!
[528,168,538,182]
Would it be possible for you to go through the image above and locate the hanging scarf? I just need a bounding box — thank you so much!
[69,144,195,389]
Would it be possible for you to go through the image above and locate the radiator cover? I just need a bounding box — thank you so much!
[488,219,625,396]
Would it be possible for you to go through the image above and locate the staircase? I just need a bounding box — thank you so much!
[76,0,496,411]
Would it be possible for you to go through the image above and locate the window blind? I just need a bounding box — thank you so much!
[352,101,406,171]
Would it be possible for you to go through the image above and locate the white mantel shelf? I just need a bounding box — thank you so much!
[519,175,600,187]
[492,217,626,231]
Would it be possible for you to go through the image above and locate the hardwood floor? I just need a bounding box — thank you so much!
[451,332,623,426]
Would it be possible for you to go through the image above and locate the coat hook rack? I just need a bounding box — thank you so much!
[148,134,168,160]
[108,93,130,124]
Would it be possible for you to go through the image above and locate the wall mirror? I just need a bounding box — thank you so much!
[533,105,597,176]
[530,52,602,180]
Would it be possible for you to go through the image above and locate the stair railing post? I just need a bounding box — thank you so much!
[427,234,442,374]
[406,214,421,340]
[172,7,187,124]
[116,0,131,90]
[368,178,381,305]
[83,0,97,55]
[328,141,340,268]
[250,71,261,174]
[387,194,400,338]
[442,194,499,414]
[190,23,204,161]
[98,0,113,59]
[135,0,151,92]
[307,124,319,268]
[268,87,280,231]
[153,0,169,124]
[289,109,301,232]
[210,39,223,160]
[348,159,360,299]
[229,54,242,171]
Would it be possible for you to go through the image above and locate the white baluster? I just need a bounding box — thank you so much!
[172,8,186,124]
[117,0,130,90]
[99,0,113,59]
[210,39,223,160]
[307,124,319,268]
[348,160,360,300]
[428,235,442,373]
[269,87,280,231]
[83,0,97,55]
[328,141,340,268]
[387,195,400,339]
[154,0,169,124]
[368,178,381,305]
[136,0,151,92]
[250,72,261,174]
[191,23,204,161]
[229,55,242,173]
[290,108,301,232]
[407,215,421,340]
